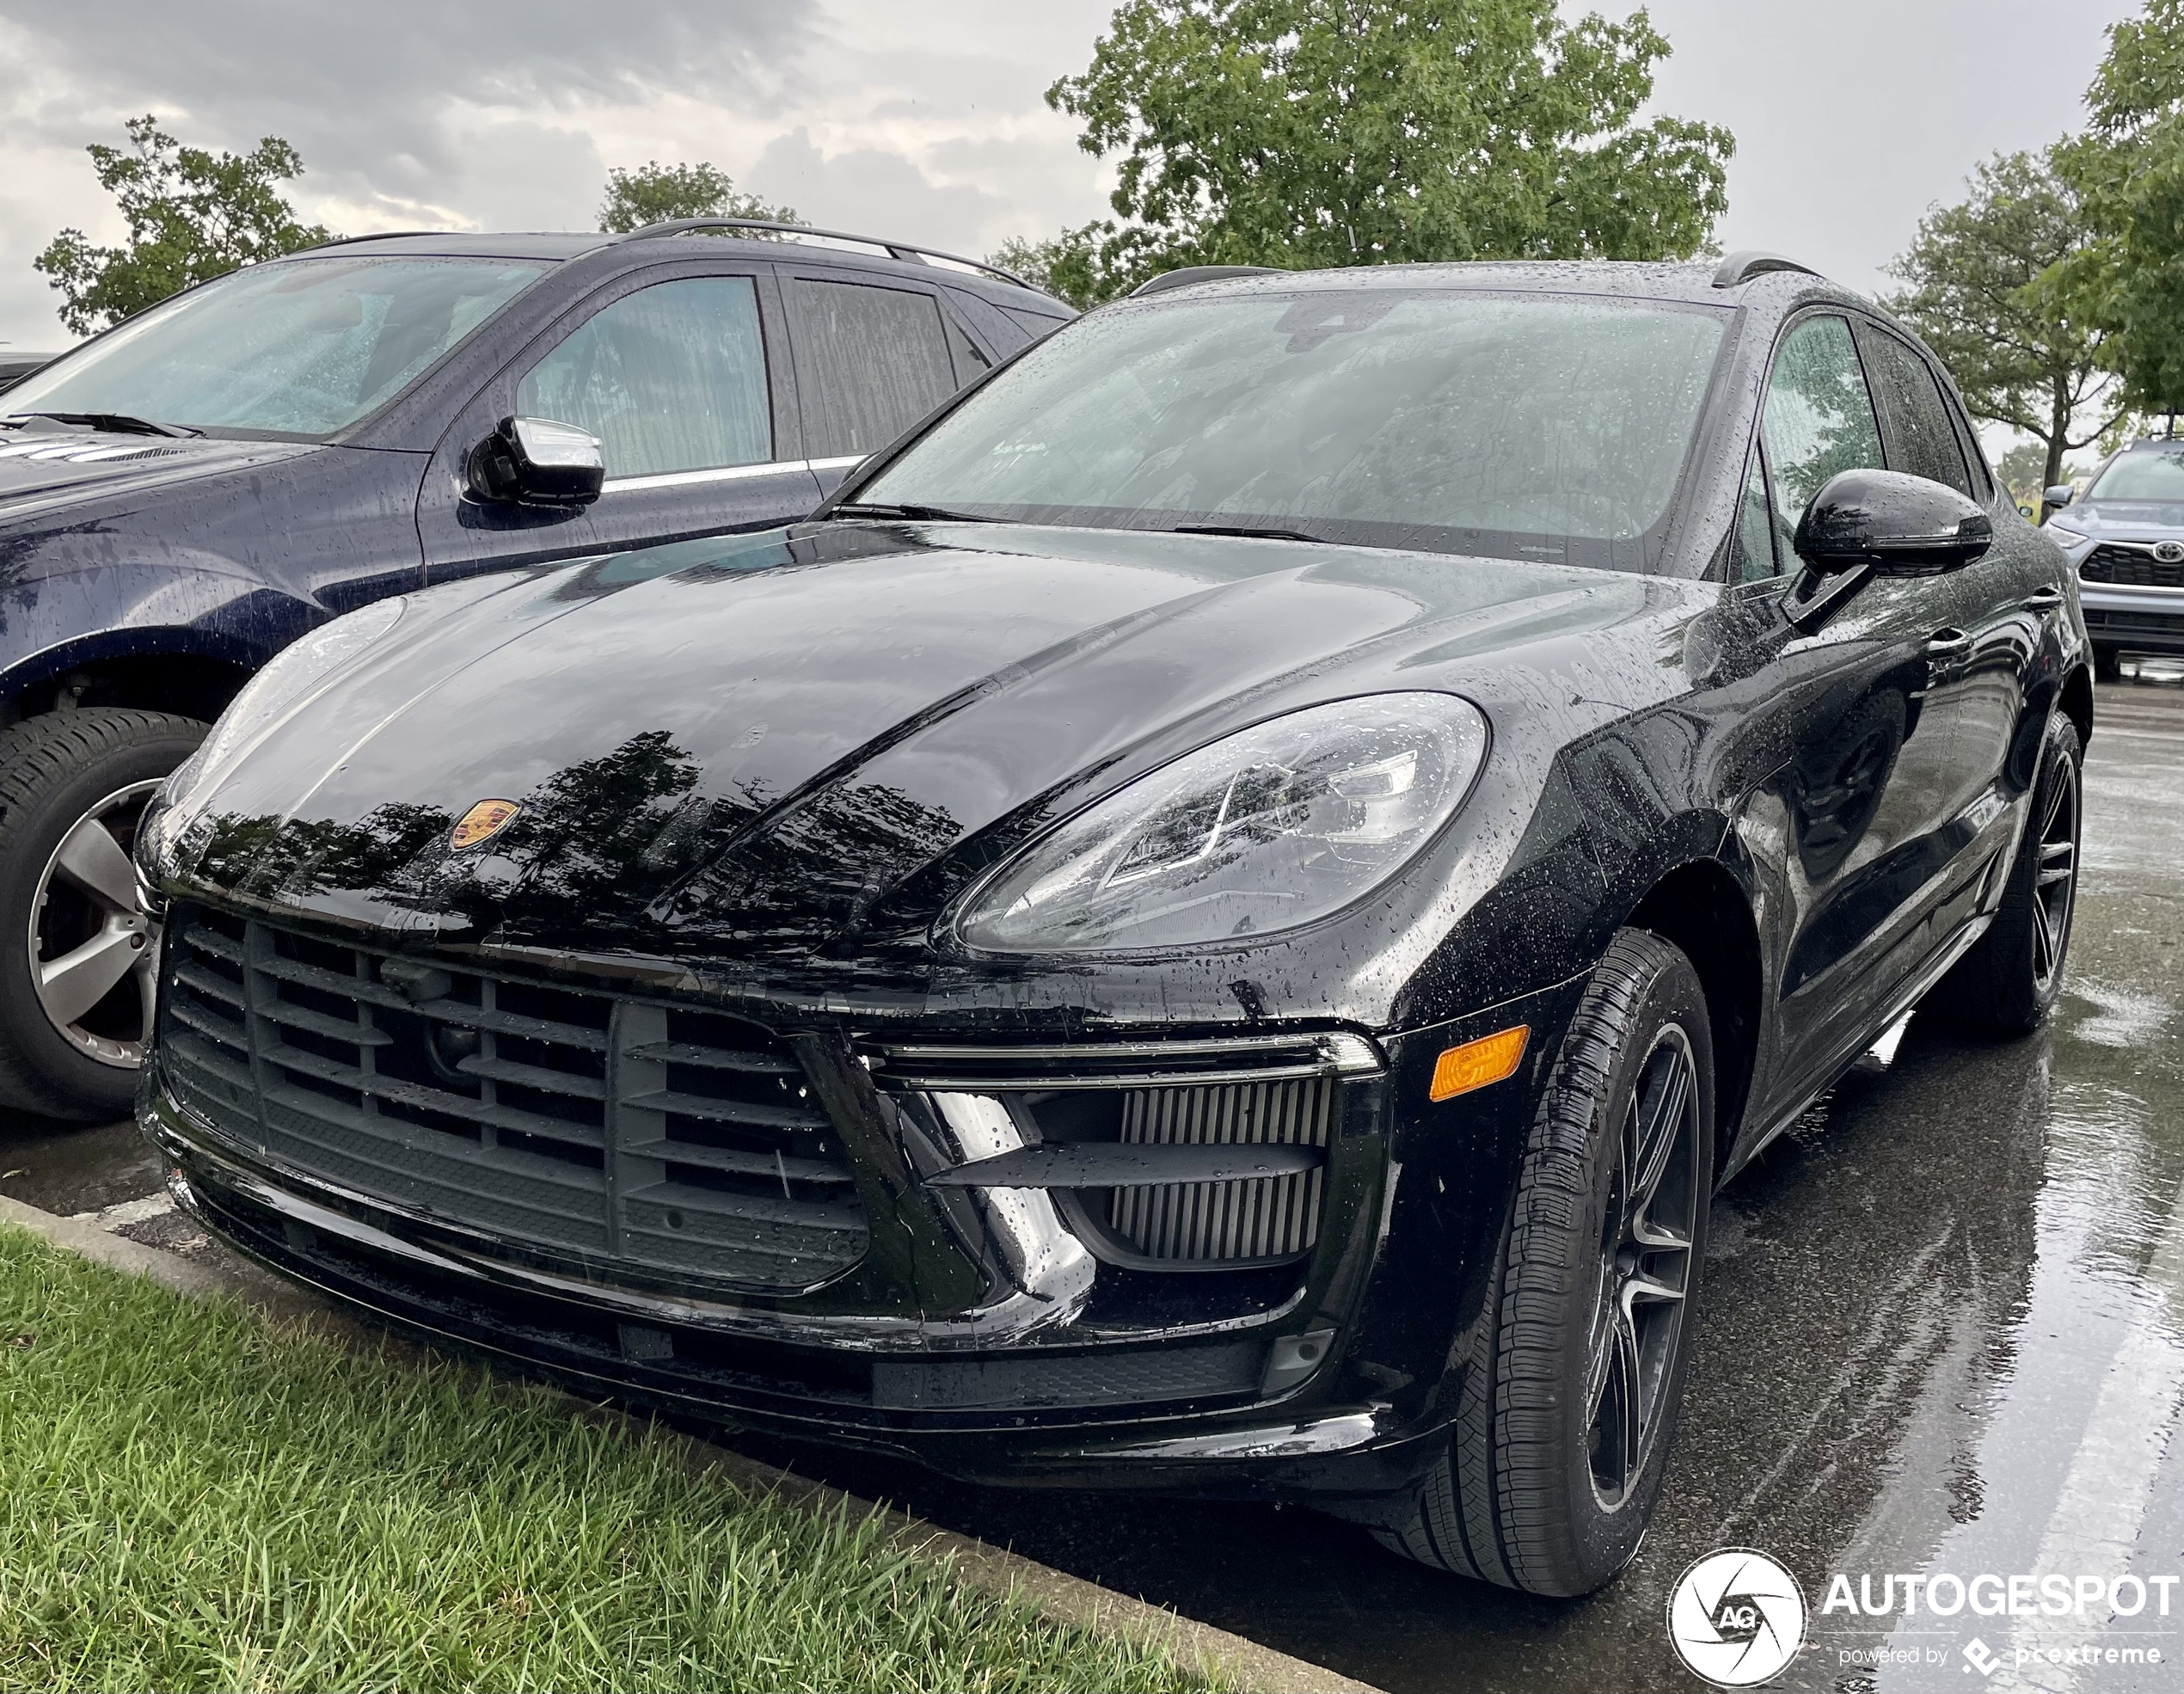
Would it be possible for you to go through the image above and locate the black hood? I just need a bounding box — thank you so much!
[0,430,317,522]
[164,520,1688,966]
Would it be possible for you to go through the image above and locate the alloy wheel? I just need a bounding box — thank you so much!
[28,779,161,1068]
[1586,1023,1700,1510]
[2030,746,2080,992]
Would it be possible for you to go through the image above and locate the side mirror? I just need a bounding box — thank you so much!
[466,415,604,507]
[1783,469,1992,631]
[2042,483,2076,509]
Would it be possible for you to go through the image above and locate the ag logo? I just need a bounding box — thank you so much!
[450,799,521,850]
[1666,1548,1807,1687]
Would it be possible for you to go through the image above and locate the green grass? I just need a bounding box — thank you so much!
[0,1226,1215,1693]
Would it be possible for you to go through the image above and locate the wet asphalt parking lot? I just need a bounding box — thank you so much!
[9,672,2184,1694]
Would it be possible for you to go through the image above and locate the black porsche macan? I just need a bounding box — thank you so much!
[135,254,2089,1598]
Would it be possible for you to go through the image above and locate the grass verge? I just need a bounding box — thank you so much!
[0,1225,1215,1693]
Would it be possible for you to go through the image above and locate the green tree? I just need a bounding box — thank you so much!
[1033,0,1733,302]
[2049,0,2184,420]
[1882,150,2123,494]
[34,116,333,336]
[984,228,1106,309]
[597,162,800,234]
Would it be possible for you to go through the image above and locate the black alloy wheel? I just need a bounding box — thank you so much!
[1586,1024,1701,1511]
[0,709,207,1120]
[1370,929,1715,1596]
[1931,709,2083,1035]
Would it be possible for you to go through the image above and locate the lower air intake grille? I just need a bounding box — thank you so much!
[158,903,867,1294]
[1107,1076,1333,1264]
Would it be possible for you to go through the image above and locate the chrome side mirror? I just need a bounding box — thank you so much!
[467,415,604,507]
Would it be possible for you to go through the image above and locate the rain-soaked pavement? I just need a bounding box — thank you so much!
[8,673,2184,1694]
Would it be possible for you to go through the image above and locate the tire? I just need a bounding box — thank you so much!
[1373,930,1715,1596]
[1929,711,2082,1035]
[0,709,207,1120]
[2095,645,2123,683]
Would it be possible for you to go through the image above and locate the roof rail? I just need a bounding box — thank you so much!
[614,218,1038,290]
[294,230,469,252]
[1132,265,1283,298]
[1711,250,1820,289]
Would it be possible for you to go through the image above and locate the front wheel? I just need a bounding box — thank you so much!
[1373,930,1715,1596]
[0,709,207,1120]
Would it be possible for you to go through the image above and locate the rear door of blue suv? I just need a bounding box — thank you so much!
[0,224,1071,1121]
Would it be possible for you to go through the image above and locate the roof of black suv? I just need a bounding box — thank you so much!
[285,220,1067,312]
[1131,253,1847,310]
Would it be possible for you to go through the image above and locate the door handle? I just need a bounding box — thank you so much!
[2022,586,2064,613]
[1925,627,1972,656]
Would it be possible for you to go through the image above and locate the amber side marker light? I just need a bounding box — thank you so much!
[1430,1025,1530,1102]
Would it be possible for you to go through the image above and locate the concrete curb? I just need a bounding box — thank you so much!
[1,1190,1379,1694]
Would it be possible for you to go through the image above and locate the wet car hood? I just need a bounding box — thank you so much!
[163,520,1680,962]
[0,430,318,521]
[2058,499,2184,536]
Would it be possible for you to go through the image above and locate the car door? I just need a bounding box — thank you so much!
[774,266,993,500]
[1853,321,2037,843]
[1728,311,1984,1099]
[415,261,819,580]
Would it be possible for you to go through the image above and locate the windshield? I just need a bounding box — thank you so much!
[857,288,1729,569]
[3,255,548,439]
[2088,447,2184,502]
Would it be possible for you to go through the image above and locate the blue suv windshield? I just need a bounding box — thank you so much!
[859,288,1729,571]
[3,255,548,439]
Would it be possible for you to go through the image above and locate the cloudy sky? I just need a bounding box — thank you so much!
[0,0,2138,356]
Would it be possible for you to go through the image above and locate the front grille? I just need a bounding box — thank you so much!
[2083,543,2184,588]
[1106,1076,1334,1264]
[158,903,868,1294]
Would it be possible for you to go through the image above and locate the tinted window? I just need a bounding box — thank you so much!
[1760,316,1885,562]
[2089,446,2184,500]
[1734,439,1776,582]
[3,256,545,439]
[1856,326,1971,494]
[862,290,1728,570]
[784,279,956,457]
[518,276,771,481]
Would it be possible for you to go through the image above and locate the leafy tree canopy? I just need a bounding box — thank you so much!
[598,162,800,234]
[2050,0,2184,417]
[1883,149,2123,492]
[34,116,333,337]
[1034,0,1733,302]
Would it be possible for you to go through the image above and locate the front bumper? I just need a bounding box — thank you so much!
[143,898,1580,1498]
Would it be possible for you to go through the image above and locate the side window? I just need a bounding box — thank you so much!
[517,276,771,481]
[1734,439,1776,582]
[1760,315,1886,564]
[782,278,957,457]
[1854,325,1972,495]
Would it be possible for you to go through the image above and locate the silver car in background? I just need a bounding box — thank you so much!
[2046,439,2184,678]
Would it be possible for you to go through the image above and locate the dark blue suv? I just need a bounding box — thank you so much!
[0,219,1073,1120]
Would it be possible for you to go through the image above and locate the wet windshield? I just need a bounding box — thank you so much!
[857,287,1729,570]
[2089,446,2184,501]
[3,255,548,439]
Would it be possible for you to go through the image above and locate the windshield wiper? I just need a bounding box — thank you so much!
[9,410,199,438]
[1168,522,1323,543]
[829,500,996,523]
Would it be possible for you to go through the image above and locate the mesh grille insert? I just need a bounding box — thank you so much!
[1106,1076,1334,1264]
[2083,544,2184,589]
[159,903,867,1294]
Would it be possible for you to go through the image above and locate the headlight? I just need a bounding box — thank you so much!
[163,597,408,809]
[955,692,1489,954]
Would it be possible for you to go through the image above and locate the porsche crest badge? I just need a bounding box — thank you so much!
[451,799,521,850]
